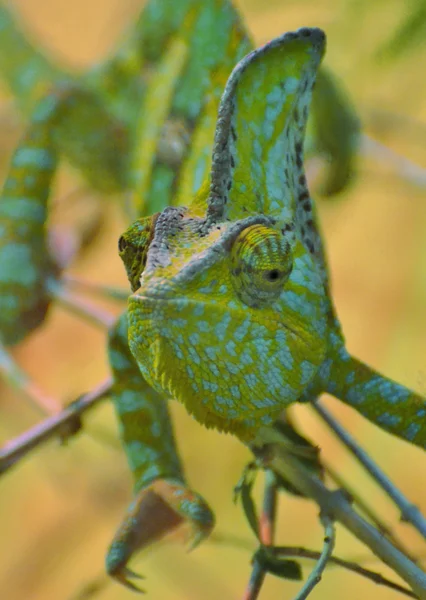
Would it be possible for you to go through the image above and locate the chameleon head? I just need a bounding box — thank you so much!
[122,27,330,441]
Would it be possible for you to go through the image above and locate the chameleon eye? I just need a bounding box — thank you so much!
[118,236,127,253]
[118,215,158,292]
[230,224,293,307]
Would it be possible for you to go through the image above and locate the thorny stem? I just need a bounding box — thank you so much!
[242,470,278,600]
[252,434,426,599]
[312,399,426,538]
[63,275,130,302]
[293,514,335,600]
[0,378,112,474]
[48,279,116,329]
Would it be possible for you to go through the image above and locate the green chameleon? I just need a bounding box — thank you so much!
[111,22,426,591]
[0,0,421,593]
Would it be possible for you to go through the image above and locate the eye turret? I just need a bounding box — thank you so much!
[118,214,158,292]
[118,235,127,253]
[230,224,293,307]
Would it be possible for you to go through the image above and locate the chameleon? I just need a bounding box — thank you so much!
[0,0,418,593]
[111,23,426,591]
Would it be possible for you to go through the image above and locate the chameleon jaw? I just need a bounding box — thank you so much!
[128,291,327,441]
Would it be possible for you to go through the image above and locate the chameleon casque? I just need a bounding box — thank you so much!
[0,0,424,594]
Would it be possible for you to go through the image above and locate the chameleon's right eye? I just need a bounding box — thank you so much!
[230,224,293,308]
[118,214,158,292]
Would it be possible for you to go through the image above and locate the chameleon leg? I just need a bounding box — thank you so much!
[327,351,426,449]
[106,312,214,591]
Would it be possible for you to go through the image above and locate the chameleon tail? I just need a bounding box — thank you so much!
[124,0,252,216]
[106,312,214,590]
[328,353,426,449]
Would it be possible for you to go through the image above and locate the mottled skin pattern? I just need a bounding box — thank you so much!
[116,25,426,587]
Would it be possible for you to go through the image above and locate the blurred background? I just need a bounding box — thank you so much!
[0,0,425,599]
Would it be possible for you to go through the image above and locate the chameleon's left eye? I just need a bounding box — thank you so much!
[230,224,293,308]
[118,214,158,292]
[118,235,127,253]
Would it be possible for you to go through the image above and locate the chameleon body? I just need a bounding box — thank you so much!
[115,23,426,587]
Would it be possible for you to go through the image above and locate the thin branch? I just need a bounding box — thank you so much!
[0,378,112,474]
[48,279,116,329]
[259,470,278,546]
[242,470,278,600]
[324,462,419,562]
[312,399,426,538]
[273,546,417,599]
[325,462,394,537]
[251,432,426,599]
[361,133,426,189]
[0,343,62,415]
[293,514,335,600]
[63,275,130,302]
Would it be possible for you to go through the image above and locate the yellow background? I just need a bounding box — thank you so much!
[0,1,425,599]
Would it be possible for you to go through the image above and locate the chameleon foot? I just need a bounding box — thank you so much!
[106,478,214,590]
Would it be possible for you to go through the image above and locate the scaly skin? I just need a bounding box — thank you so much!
[115,27,426,585]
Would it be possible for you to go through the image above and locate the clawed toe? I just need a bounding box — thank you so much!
[111,566,145,594]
